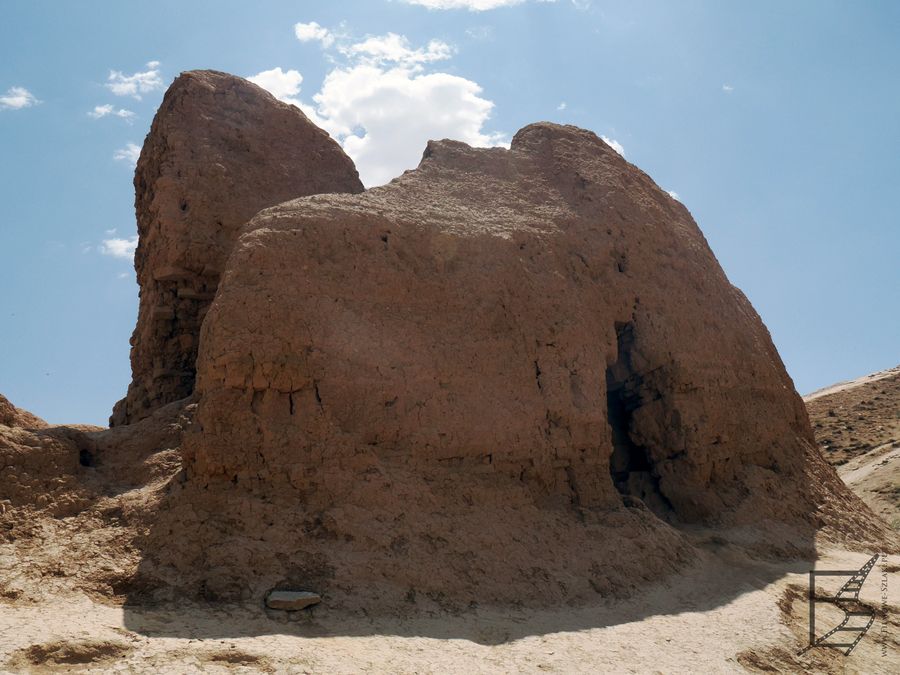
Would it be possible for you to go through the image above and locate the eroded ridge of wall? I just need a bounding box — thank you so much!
[110,70,363,426]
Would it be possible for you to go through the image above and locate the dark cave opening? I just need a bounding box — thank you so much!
[606,321,672,517]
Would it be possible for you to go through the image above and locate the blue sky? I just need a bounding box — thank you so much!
[1,0,898,425]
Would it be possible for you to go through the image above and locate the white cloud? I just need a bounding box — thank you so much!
[601,135,624,156]
[340,33,453,66]
[113,142,141,165]
[402,0,527,9]
[100,235,138,259]
[722,84,734,93]
[667,190,679,200]
[557,101,567,111]
[295,21,335,47]
[248,67,304,106]
[313,64,503,187]
[260,27,504,187]
[106,61,163,99]
[0,86,39,110]
[88,104,135,120]
[402,0,585,9]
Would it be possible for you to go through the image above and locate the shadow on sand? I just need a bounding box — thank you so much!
[122,531,816,645]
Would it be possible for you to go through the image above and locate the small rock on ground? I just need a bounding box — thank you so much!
[265,590,321,611]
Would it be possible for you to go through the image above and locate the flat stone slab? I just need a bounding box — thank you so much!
[265,590,321,611]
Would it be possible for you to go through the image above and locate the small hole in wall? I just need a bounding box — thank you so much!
[179,200,189,212]
[79,449,94,467]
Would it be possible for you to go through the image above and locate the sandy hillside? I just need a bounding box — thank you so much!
[805,365,900,531]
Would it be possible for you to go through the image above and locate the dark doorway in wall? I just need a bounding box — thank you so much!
[606,321,672,518]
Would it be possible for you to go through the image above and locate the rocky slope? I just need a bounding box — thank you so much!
[110,70,363,426]
[806,365,900,530]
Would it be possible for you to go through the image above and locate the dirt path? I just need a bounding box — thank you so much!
[840,444,900,486]
[837,443,900,530]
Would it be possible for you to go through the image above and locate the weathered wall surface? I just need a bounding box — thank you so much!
[187,123,813,522]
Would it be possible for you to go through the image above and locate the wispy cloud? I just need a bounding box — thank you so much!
[722,84,734,93]
[0,86,39,110]
[294,21,335,47]
[402,0,527,9]
[667,190,680,200]
[557,101,567,111]
[100,235,138,259]
[113,142,141,165]
[88,104,135,120]
[402,0,588,10]
[106,61,163,99]
[248,67,304,106]
[340,33,454,66]
[601,135,624,156]
[465,25,494,40]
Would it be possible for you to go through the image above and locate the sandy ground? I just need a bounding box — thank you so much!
[1,543,897,673]
[2,366,898,673]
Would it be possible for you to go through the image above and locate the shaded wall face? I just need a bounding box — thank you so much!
[110,73,363,426]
